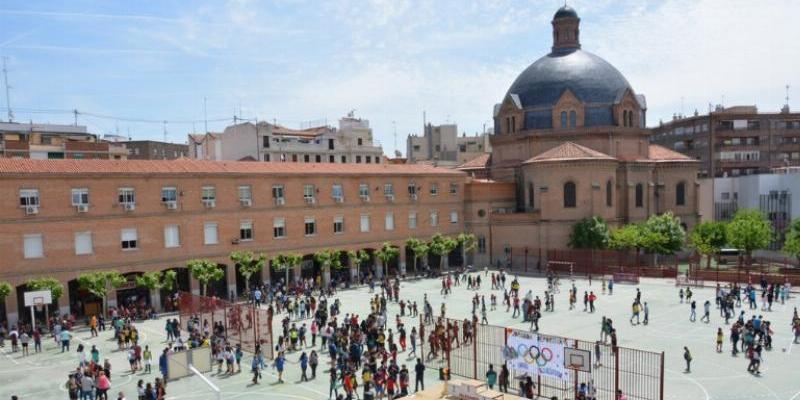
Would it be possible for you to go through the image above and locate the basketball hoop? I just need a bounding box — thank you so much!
[34,297,44,313]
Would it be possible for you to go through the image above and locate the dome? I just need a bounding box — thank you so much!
[505,49,633,109]
[553,6,578,20]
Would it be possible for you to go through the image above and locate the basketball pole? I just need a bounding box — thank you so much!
[30,305,35,331]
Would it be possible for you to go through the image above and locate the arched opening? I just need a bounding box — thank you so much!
[206,264,228,299]
[635,183,644,208]
[68,279,102,318]
[115,272,152,316]
[300,254,318,281]
[160,267,189,312]
[449,242,464,269]
[606,179,613,207]
[676,181,686,206]
[628,110,634,127]
[622,110,629,127]
[383,246,401,277]
[563,181,577,208]
[270,258,293,285]
[560,111,567,128]
[569,110,577,128]
[235,263,261,295]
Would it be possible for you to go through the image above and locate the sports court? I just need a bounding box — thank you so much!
[1,274,798,400]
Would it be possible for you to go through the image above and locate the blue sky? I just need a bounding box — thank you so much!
[1,0,798,155]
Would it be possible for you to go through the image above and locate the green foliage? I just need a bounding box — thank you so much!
[314,249,344,271]
[271,253,303,271]
[346,250,371,267]
[230,251,267,282]
[568,216,610,249]
[690,221,728,267]
[187,259,225,296]
[135,271,163,290]
[429,233,458,269]
[456,233,477,252]
[26,277,64,302]
[77,271,126,299]
[0,282,11,300]
[609,224,643,250]
[639,212,686,255]
[375,242,400,264]
[726,209,773,259]
[161,270,178,291]
[405,237,429,272]
[784,218,800,262]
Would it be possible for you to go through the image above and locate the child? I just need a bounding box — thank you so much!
[143,345,152,373]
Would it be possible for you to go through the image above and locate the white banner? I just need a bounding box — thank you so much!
[503,330,568,381]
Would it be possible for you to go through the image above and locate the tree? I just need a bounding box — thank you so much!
[271,253,303,285]
[230,251,267,289]
[640,212,686,256]
[187,259,225,296]
[727,209,773,266]
[784,218,800,264]
[690,221,728,269]
[456,233,477,267]
[0,282,11,302]
[609,224,643,251]
[375,242,400,277]
[405,238,429,274]
[314,249,344,285]
[347,250,371,279]
[429,233,458,271]
[568,217,610,249]
[161,270,178,292]
[77,271,127,316]
[26,277,65,303]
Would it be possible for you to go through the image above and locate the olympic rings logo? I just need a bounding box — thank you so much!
[504,344,554,367]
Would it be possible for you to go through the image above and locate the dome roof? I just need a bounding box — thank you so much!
[553,6,578,20]
[506,49,633,109]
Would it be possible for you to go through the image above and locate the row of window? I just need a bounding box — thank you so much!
[266,152,380,164]
[20,210,460,259]
[17,181,460,212]
[559,181,687,209]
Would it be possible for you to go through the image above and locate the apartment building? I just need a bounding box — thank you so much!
[651,105,800,178]
[125,140,189,160]
[406,123,491,167]
[0,158,465,324]
[0,122,128,159]
[188,114,384,163]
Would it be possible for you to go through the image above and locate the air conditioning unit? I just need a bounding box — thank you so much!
[410,193,418,201]
[240,198,252,207]
[231,238,240,245]
[203,200,216,208]
[76,204,89,213]
[165,201,178,210]
[25,205,39,215]
[123,203,135,212]
[360,195,370,202]
[385,194,395,202]
[333,196,344,203]
[305,197,316,205]
[275,197,285,206]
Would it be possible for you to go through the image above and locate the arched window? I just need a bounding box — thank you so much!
[563,181,576,208]
[606,180,613,207]
[560,111,567,129]
[635,183,644,208]
[569,111,577,128]
[676,181,686,206]
[628,110,634,127]
[528,182,535,209]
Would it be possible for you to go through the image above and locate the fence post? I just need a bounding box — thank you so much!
[573,339,578,397]
[614,346,620,397]
[473,321,478,379]
[660,351,665,400]
[419,314,425,362]
[446,319,451,376]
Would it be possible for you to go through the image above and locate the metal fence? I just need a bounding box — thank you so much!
[419,316,664,400]
[178,292,274,359]
[546,249,679,280]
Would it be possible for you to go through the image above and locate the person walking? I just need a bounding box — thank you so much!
[309,350,319,379]
[643,302,649,325]
[273,352,286,383]
[498,365,510,393]
[716,328,724,353]
[683,347,692,373]
[485,364,498,390]
[630,301,640,325]
[414,358,425,392]
[701,300,711,323]
[299,351,309,382]
[251,350,264,385]
[689,301,697,322]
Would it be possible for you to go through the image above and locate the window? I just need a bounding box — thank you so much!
[161,187,178,202]
[359,183,370,199]
[560,111,567,129]
[622,110,628,127]
[203,223,218,245]
[201,186,216,201]
[272,185,285,201]
[569,110,577,128]
[606,180,613,207]
[332,184,344,201]
[75,231,93,255]
[477,236,486,254]
[164,225,180,248]
[341,155,346,163]
[333,216,344,234]
[24,234,44,258]
[358,138,363,146]
[304,184,316,202]
[676,182,686,206]
[563,182,576,208]
[18,188,40,208]
[450,183,458,194]
[429,183,439,196]
[329,155,335,163]
[635,183,644,208]
[385,212,395,231]
[240,220,254,241]
[118,188,135,205]
[71,188,89,206]
[384,183,394,196]
[304,218,316,236]
[408,212,417,229]
[430,211,438,227]
[315,154,321,163]
[450,210,459,224]
[360,214,370,232]
[273,218,286,238]
[366,156,371,164]
[408,182,418,197]
[356,155,362,163]
[721,192,730,200]
[238,185,252,203]
[304,154,310,163]
[121,229,138,250]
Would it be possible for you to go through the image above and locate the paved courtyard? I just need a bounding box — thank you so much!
[1,274,799,400]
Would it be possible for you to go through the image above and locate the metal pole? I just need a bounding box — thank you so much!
[30,306,35,331]
[614,345,620,397]
[473,321,478,379]
[659,351,665,400]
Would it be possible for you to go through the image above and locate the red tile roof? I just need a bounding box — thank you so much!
[523,142,615,164]
[645,145,697,162]
[457,154,491,170]
[0,158,465,176]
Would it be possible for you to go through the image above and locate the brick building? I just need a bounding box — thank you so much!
[125,140,189,160]
[0,158,465,324]
[651,105,800,178]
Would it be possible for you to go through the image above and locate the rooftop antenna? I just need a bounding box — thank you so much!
[786,84,790,106]
[2,56,13,122]
[203,97,208,133]
[163,120,167,143]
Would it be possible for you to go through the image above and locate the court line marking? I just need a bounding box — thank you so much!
[665,368,710,400]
